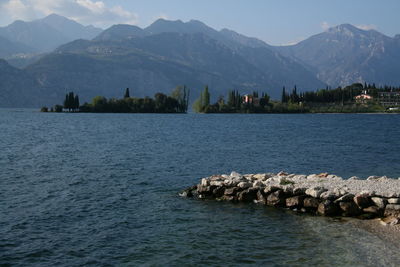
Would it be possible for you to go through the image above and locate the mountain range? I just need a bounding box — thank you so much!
[0,14,399,108]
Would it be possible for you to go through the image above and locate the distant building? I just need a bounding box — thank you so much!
[243,94,260,106]
[378,92,400,106]
[354,90,373,104]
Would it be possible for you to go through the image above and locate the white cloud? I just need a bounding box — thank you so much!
[321,21,330,31]
[0,0,139,28]
[355,24,377,31]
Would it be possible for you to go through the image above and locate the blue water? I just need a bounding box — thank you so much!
[1,109,400,266]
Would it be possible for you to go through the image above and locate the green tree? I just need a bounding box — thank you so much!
[124,88,130,98]
[74,95,80,111]
[203,85,210,108]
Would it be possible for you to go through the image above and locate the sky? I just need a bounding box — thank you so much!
[0,0,399,45]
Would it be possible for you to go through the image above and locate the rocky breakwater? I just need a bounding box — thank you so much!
[180,172,400,224]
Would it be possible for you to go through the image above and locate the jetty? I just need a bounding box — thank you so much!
[180,172,400,224]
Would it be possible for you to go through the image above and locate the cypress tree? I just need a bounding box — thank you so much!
[124,88,130,98]
[281,87,287,103]
[74,95,80,111]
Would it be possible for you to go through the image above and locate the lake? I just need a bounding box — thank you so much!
[1,109,400,266]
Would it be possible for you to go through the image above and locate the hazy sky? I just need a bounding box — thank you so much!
[0,0,399,45]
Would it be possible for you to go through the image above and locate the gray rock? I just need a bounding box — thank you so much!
[386,204,400,210]
[303,197,320,209]
[333,187,348,196]
[367,176,380,180]
[266,190,286,206]
[252,180,264,188]
[286,196,305,208]
[305,187,327,198]
[224,187,240,196]
[282,185,294,194]
[353,194,372,208]
[210,180,224,186]
[197,185,212,194]
[293,187,307,195]
[212,187,225,198]
[220,195,236,202]
[388,198,400,204]
[320,191,337,200]
[318,200,340,216]
[230,171,242,178]
[334,193,355,203]
[201,178,209,186]
[384,204,400,217]
[363,206,382,216]
[339,202,362,217]
[264,185,280,195]
[256,190,267,204]
[371,197,387,209]
[237,181,252,189]
[238,188,258,202]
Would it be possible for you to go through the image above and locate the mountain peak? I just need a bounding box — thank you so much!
[327,23,360,34]
[94,24,145,41]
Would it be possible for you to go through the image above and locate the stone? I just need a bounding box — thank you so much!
[197,185,212,194]
[388,198,400,204]
[317,200,340,216]
[353,194,372,209]
[381,216,400,225]
[305,187,327,198]
[256,190,267,204]
[224,187,240,196]
[209,175,223,181]
[293,187,307,195]
[320,191,337,200]
[371,197,387,209]
[201,178,209,186]
[359,190,375,196]
[334,193,355,203]
[286,196,305,208]
[179,185,197,198]
[230,171,242,178]
[339,202,362,217]
[237,188,258,202]
[263,185,280,195]
[237,182,252,189]
[212,187,225,198]
[220,195,236,202]
[252,181,264,188]
[282,184,294,194]
[333,187,348,197]
[266,190,286,206]
[384,204,400,217]
[318,173,329,178]
[303,197,320,209]
[363,206,383,216]
[277,171,288,176]
[348,176,360,180]
[253,174,267,180]
[210,180,224,187]
[367,175,380,180]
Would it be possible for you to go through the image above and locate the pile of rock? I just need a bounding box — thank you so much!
[180,171,400,224]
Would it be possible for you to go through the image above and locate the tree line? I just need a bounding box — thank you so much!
[42,86,189,113]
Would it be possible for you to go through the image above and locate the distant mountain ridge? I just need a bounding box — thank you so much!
[0,14,102,56]
[18,18,324,107]
[276,24,400,87]
[0,15,399,108]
